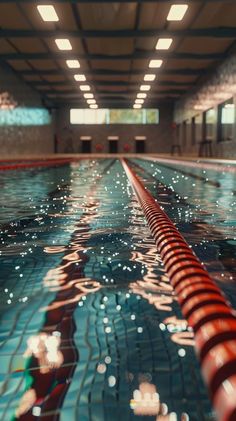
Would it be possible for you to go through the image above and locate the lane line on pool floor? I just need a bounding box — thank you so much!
[121,157,236,421]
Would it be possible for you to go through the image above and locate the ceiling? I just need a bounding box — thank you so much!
[0,0,236,109]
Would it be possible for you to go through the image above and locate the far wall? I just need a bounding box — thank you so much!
[56,104,174,154]
[174,52,236,158]
[0,63,55,157]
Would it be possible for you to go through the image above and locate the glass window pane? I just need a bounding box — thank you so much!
[205,108,216,140]
[109,109,143,124]
[146,109,159,124]
[220,99,235,141]
[0,107,51,126]
[70,109,159,124]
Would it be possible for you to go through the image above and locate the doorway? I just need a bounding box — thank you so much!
[136,140,145,153]
[81,140,91,153]
[109,140,118,153]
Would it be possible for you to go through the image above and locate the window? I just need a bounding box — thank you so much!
[0,107,51,126]
[219,99,235,141]
[70,109,159,125]
[70,109,106,124]
[110,109,142,124]
[192,114,202,144]
[205,108,216,140]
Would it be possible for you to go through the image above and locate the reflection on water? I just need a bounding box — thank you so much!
[134,158,236,308]
[130,382,190,420]
[0,159,215,420]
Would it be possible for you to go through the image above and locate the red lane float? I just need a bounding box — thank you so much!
[0,158,74,171]
[121,158,236,421]
[143,155,236,174]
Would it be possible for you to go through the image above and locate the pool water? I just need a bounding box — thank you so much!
[1,157,235,420]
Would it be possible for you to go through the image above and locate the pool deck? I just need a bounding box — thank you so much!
[1,153,236,165]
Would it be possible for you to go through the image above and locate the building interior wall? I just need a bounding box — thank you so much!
[0,63,55,158]
[174,52,236,158]
[56,104,174,154]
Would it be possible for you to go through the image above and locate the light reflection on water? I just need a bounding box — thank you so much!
[134,158,236,308]
[0,159,215,420]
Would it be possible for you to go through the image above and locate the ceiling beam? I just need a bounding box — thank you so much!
[50,100,177,109]
[0,0,229,3]
[42,89,183,95]
[1,27,236,38]
[19,68,202,76]
[1,51,225,61]
[29,80,191,87]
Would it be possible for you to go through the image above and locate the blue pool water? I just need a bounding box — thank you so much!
[1,158,235,420]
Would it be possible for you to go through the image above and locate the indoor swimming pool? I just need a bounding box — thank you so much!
[0,157,236,421]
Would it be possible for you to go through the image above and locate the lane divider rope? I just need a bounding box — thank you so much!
[121,158,236,421]
[0,158,74,171]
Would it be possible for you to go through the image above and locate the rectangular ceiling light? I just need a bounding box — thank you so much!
[135,99,144,104]
[144,74,156,82]
[90,104,98,109]
[149,59,163,68]
[155,38,173,50]
[167,4,188,21]
[108,136,119,140]
[140,85,151,91]
[74,74,86,81]
[87,99,96,104]
[84,93,94,99]
[135,136,146,140]
[80,85,91,91]
[55,39,72,50]
[80,136,92,140]
[137,93,147,99]
[133,104,142,109]
[66,60,80,68]
[37,5,59,22]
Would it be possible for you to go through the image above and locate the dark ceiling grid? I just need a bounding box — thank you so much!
[158,0,207,101]
[42,88,184,95]
[27,80,190,88]
[19,68,204,76]
[1,0,230,4]
[174,0,223,92]
[128,1,142,107]
[16,3,66,105]
[1,28,236,37]
[0,51,226,61]
[1,6,51,106]
[70,3,96,107]
[0,1,235,108]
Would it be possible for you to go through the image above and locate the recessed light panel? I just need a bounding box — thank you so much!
[144,74,156,81]
[66,60,80,68]
[137,93,147,99]
[167,4,188,21]
[155,38,173,50]
[55,39,72,50]
[37,5,59,22]
[149,60,163,68]
[80,85,91,91]
[84,93,94,99]
[74,74,86,81]
[140,85,151,91]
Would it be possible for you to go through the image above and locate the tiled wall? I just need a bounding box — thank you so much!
[0,63,54,157]
[174,53,236,158]
[56,104,174,154]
